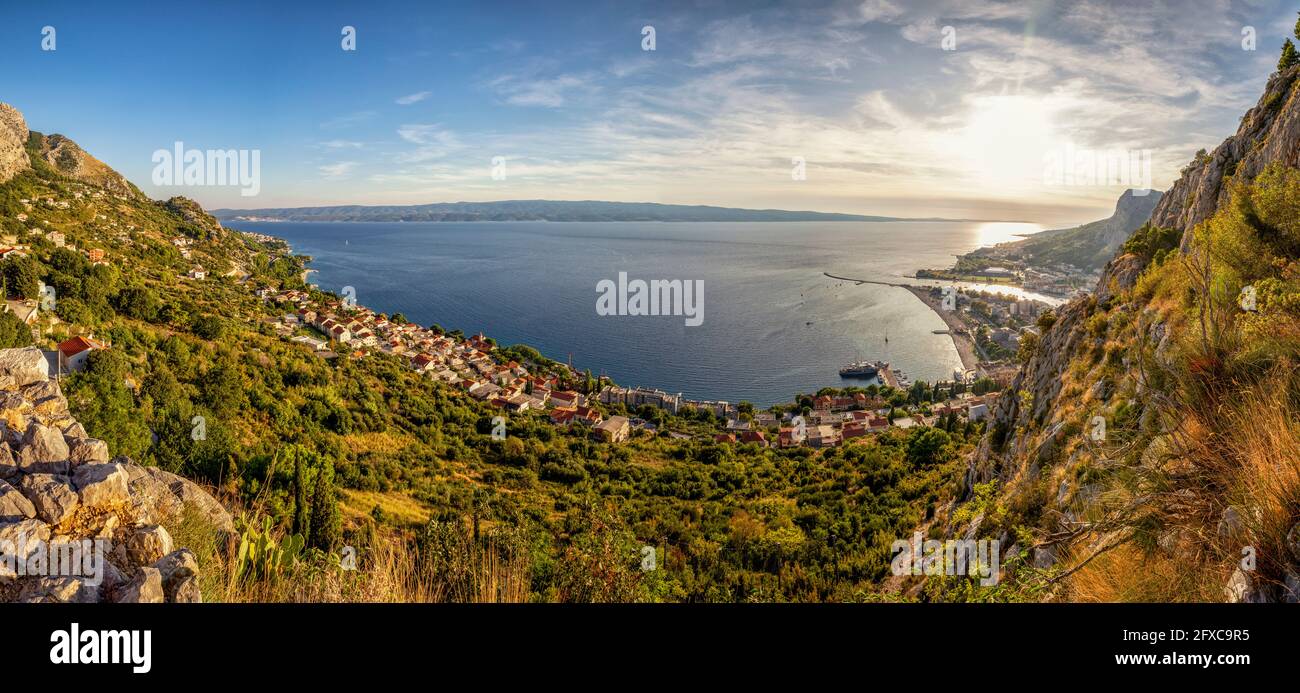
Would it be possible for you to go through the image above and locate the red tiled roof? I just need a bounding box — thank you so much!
[58,336,106,358]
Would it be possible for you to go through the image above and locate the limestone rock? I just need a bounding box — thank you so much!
[19,576,99,604]
[124,524,174,565]
[17,422,70,475]
[0,477,35,522]
[114,567,164,604]
[0,442,17,478]
[126,464,234,534]
[67,437,110,467]
[154,549,201,603]
[17,473,78,526]
[1224,568,1273,603]
[0,103,30,186]
[0,347,49,390]
[72,462,130,508]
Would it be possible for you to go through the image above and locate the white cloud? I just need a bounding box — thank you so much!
[395,91,432,105]
[319,162,357,178]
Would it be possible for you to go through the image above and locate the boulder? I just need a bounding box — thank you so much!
[0,442,17,478]
[0,477,35,522]
[16,422,70,475]
[0,518,53,581]
[18,576,100,604]
[1224,568,1273,603]
[17,474,79,526]
[67,437,110,467]
[21,381,66,414]
[123,524,174,565]
[154,549,201,603]
[113,567,164,604]
[126,464,234,534]
[72,462,130,508]
[0,347,48,389]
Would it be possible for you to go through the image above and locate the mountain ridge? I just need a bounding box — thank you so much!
[212,199,1012,224]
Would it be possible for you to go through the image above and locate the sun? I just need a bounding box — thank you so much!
[960,94,1065,191]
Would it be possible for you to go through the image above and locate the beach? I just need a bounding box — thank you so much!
[904,286,981,371]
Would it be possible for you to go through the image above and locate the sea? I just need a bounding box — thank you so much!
[234,220,1061,407]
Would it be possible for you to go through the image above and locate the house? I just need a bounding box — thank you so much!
[593,415,630,443]
[842,422,869,441]
[188,267,206,280]
[550,407,577,425]
[86,248,105,263]
[865,416,890,433]
[714,433,737,444]
[56,335,108,373]
[550,391,583,409]
[967,403,989,422]
[809,425,839,448]
[738,430,768,447]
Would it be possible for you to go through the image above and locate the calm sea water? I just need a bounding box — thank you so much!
[235,220,1055,406]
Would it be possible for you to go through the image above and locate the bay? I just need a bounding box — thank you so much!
[236,220,1056,406]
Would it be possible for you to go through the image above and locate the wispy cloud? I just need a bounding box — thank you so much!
[395,91,432,105]
[318,162,357,178]
[320,111,377,130]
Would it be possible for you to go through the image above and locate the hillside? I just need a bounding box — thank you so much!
[213,199,943,223]
[977,189,1163,273]
[943,64,1300,602]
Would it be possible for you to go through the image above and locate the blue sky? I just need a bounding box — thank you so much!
[1,0,1297,224]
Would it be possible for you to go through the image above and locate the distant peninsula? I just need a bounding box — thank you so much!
[212,199,996,223]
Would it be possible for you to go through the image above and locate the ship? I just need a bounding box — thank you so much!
[838,359,886,378]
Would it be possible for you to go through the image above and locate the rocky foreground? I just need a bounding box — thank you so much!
[0,347,232,603]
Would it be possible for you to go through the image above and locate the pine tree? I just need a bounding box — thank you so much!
[1280,39,1298,71]
[1294,11,1300,41]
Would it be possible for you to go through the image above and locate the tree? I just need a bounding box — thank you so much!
[293,451,313,539]
[1280,39,1298,71]
[2,255,39,299]
[1294,11,1300,41]
[308,460,342,551]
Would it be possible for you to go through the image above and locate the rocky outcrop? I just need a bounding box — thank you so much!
[0,102,30,185]
[0,347,232,603]
[1150,65,1300,248]
[34,132,140,198]
[163,196,224,236]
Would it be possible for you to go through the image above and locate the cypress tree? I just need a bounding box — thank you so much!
[293,449,311,538]
[308,460,342,551]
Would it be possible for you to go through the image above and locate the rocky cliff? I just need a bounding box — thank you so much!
[0,348,232,603]
[1150,66,1300,248]
[0,103,31,185]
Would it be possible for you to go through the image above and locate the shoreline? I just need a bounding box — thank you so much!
[902,286,980,372]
